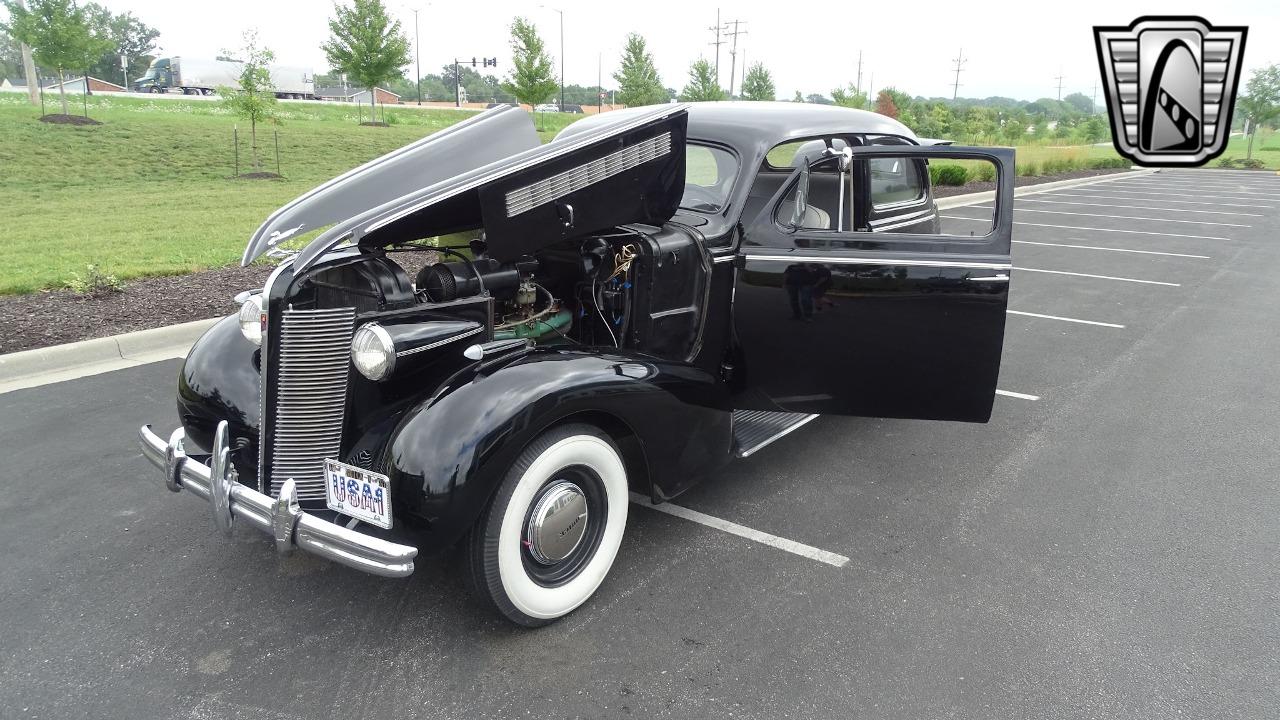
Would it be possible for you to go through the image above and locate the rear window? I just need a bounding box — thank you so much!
[869,157,924,206]
[680,144,738,213]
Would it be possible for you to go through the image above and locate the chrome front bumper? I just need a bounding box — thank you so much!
[137,421,417,577]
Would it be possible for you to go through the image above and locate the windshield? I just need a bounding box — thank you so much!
[680,143,738,213]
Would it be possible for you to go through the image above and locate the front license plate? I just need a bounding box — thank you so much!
[324,459,393,530]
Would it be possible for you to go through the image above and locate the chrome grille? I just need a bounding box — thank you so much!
[267,307,356,501]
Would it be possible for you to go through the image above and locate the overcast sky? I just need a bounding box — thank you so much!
[85,0,1278,102]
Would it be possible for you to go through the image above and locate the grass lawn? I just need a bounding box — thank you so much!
[1213,129,1280,170]
[0,94,581,295]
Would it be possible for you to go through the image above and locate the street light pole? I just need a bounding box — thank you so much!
[541,5,564,108]
[413,8,421,105]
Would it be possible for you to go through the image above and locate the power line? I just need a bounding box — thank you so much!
[950,47,966,100]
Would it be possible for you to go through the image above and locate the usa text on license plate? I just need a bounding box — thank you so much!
[324,459,393,529]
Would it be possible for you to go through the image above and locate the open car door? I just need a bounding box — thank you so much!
[731,145,1014,422]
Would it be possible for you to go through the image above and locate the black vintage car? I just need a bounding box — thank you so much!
[138,102,1014,626]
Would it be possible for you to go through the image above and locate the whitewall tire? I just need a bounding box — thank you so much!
[466,423,629,626]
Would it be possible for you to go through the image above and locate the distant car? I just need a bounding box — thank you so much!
[561,104,585,114]
[138,102,1016,626]
[533,103,559,113]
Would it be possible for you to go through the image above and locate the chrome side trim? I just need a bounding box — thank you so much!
[870,210,939,232]
[740,254,1011,270]
[139,423,417,577]
[733,411,821,458]
[711,254,737,264]
[395,325,485,358]
[505,132,672,217]
[965,274,1010,283]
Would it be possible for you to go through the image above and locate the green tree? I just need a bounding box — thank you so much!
[1062,92,1093,115]
[83,3,157,84]
[679,58,724,102]
[0,26,23,78]
[1,0,111,116]
[792,90,802,102]
[739,62,774,101]
[1002,110,1027,143]
[831,84,867,109]
[1079,114,1108,144]
[322,0,411,122]
[881,87,912,114]
[613,33,664,107]
[219,30,277,174]
[1238,64,1280,160]
[500,16,558,106]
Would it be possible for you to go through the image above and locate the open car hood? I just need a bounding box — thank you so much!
[275,103,688,273]
[242,105,541,265]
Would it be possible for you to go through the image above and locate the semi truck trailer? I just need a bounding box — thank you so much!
[133,57,315,99]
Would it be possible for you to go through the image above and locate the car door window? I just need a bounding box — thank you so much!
[869,157,924,207]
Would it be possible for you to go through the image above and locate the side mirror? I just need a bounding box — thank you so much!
[789,163,810,228]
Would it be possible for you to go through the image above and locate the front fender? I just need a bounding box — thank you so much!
[385,349,732,545]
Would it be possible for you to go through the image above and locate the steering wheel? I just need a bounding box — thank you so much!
[681,184,721,211]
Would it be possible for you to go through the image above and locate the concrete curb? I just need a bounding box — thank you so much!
[0,317,219,394]
[935,167,1160,210]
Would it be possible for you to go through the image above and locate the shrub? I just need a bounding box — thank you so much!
[974,162,996,182]
[1017,161,1040,177]
[930,164,969,186]
[1086,157,1130,170]
[1238,158,1265,169]
[1216,157,1236,168]
[64,265,125,296]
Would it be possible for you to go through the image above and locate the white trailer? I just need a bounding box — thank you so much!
[133,56,315,99]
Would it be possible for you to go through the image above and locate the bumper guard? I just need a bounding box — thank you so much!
[138,421,417,577]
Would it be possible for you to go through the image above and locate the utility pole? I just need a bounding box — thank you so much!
[597,51,602,113]
[725,19,747,99]
[1091,80,1098,114]
[1054,71,1065,101]
[856,50,863,94]
[950,47,966,101]
[539,5,565,107]
[708,9,725,88]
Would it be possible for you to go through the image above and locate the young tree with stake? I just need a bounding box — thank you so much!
[500,17,557,108]
[613,33,665,108]
[322,0,411,124]
[740,62,776,102]
[2,0,111,118]
[219,30,278,174]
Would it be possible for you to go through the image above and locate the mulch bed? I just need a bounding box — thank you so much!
[0,264,273,355]
[40,114,102,126]
[931,167,1135,198]
[233,172,284,180]
[359,121,389,127]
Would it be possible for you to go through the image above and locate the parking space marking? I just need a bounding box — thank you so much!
[970,205,1249,227]
[1015,267,1181,286]
[629,492,851,568]
[995,389,1041,401]
[941,215,1231,240]
[1007,309,1125,328]
[1013,239,1210,259]
[1044,191,1274,209]
[1013,198,1261,217]
[1088,186,1280,203]
[1111,181,1280,197]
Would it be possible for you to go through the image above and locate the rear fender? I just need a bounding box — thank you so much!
[384,349,732,545]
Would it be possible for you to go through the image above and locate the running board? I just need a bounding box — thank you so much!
[731,410,819,458]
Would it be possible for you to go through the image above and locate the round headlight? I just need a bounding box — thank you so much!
[351,323,396,381]
[238,294,264,346]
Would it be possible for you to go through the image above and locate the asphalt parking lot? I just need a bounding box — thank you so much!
[2,169,1278,719]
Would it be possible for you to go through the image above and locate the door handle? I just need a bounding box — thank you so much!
[965,274,1009,282]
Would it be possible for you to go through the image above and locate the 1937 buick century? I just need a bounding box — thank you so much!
[137,101,1014,626]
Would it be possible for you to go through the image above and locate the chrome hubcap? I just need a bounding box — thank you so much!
[526,481,589,564]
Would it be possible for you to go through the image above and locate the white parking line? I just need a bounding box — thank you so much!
[1112,181,1280,197]
[629,492,851,568]
[968,205,1249,227]
[1013,198,1261,217]
[1013,239,1210,259]
[995,389,1041,401]
[1044,191,1274,209]
[1007,309,1125,328]
[1095,186,1280,202]
[941,215,1231,240]
[1015,267,1181,286]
